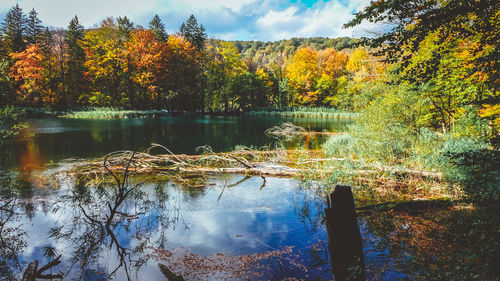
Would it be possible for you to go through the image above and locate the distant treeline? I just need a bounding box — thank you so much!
[0,4,372,113]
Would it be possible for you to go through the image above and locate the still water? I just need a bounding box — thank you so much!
[1,174,419,280]
[0,116,351,172]
[1,116,495,280]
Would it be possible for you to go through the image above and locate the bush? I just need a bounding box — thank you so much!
[0,106,27,139]
[441,137,499,203]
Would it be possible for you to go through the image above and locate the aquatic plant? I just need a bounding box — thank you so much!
[246,106,358,119]
[61,107,168,119]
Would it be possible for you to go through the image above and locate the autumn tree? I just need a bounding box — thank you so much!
[164,35,200,110]
[286,47,319,106]
[204,41,245,112]
[9,45,46,105]
[81,18,127,106]
[124,29,167,107]
[345,0,499,133]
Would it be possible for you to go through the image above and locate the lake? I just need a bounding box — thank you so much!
[0,115,351,173]
[0,116,496,280]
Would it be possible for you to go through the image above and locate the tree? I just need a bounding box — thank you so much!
[65,16,86,105]
[285,47,319,106]
[345,0,498,135]
[148,15,168,42]
[117,16,134,41]
[204,41,245,112]
[1,4,27,54]
[179,15,207,51]
[81,18,127,106]
[164,35,200,110]
[319,48,348,78]
[26,9,43,45]
[124,29,167,107]
[9,45,45,105]
[344,0,499,92]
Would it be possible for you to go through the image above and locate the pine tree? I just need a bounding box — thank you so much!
[117,16,134,41]
[64,15,86,105]
[26,8,43,45]
[1,4,27,53]
[179,15,206,51]
[39,27,52,55]
[148,14,167,42]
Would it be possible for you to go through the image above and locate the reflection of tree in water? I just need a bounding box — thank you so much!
[0,175,54,280]
[361,206,500,280]
[0,180,26,281]
[49,152,183,280]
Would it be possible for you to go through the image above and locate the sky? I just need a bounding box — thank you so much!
[0,0,374,41]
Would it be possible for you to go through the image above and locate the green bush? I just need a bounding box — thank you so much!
[0,106,27,139]
[441,137,499,203]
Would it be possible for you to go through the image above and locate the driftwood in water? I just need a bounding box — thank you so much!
[325,185,365,281]
[22,255,63,281]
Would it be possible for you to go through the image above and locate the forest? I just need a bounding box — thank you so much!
[0,3,497,132]
[0,0,499,280]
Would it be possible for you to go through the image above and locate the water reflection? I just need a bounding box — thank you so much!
[0,116,352,172]
[0,169,333,280]
[2,168,494,280]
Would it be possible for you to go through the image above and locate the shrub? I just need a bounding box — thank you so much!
[441,137,499,203]
[0,106,27,139]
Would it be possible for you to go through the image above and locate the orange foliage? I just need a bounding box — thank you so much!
[124,29,167,98]
[319,48,348,78]
[9,45,46,105]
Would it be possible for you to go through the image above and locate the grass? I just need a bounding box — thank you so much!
[246,106,359,119]
[60,107,169,119]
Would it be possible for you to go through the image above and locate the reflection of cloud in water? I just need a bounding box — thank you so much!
[6,175,326,279]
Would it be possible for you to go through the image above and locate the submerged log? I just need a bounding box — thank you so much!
[325,185,365,281]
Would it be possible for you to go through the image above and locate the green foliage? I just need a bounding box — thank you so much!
[65,15,86,104]
[1,4,26,54]
[148,15,168,42]
[441,137,499,203]
[454,106,491,141]
[0,106,27,139]
[179,15,206,51]
[340,84,434,164]
[247,106,357,119]
[26,8,43,45]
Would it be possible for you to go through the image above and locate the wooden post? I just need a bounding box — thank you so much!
[325,185,365,281]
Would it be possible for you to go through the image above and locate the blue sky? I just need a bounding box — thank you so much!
[1,0,373,41]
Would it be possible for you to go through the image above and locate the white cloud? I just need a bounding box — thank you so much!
[256,6,298,27]
[1,0,374,40]
[167,0,259,12]
[254,0,372,40]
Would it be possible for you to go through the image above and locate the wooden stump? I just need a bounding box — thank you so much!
[325,185,365,281]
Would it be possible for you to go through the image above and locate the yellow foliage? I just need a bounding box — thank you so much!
[479,104,500,131]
